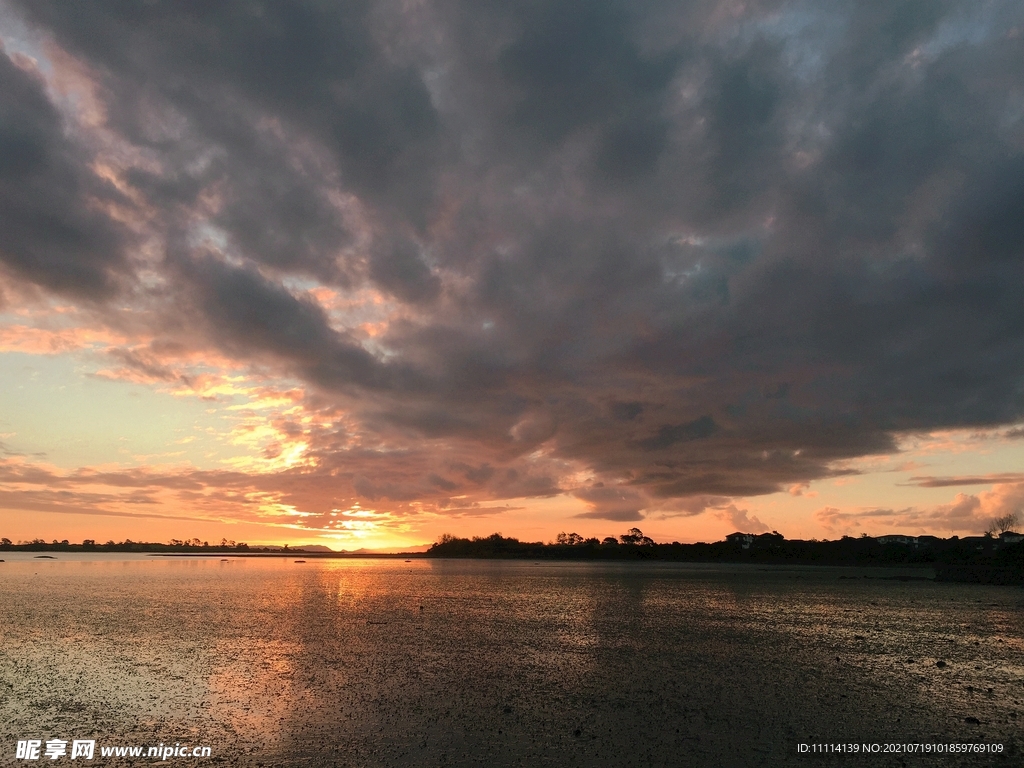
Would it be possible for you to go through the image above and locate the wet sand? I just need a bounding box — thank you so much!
[1,556,1021,766]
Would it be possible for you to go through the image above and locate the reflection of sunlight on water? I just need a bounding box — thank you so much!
[207,638,301,747]
[2,558,1022,763]
[324,562,379,608]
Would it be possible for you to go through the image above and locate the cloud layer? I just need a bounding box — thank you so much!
[2,0,1024,534]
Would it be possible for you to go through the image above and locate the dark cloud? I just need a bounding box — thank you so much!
[608,400,644,421]
[574,507,645,523]
[573,485,647,521]
[368,236,441,304]
[0,50,133,297]
[497,0,678,152]
[169,249,392,392]
[104,348,181,383]
[0,488,210,523]
[636,416,717,451]
[4,0,1024,519]
[903,473,1024,488]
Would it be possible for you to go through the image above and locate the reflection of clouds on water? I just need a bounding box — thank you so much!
[1,559,1021,764]
[677,574,1024,721]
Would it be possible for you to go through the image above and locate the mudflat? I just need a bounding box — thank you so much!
[1,556,1021,766]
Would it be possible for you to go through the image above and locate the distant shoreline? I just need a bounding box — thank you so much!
[2,533,1022,584]
[151,551,426,559]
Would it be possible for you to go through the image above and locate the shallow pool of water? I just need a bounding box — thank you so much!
[1,556,1021,766]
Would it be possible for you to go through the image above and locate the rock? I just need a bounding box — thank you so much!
[935,660,947,668]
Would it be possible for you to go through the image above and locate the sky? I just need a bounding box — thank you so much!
[1,0,1024,550]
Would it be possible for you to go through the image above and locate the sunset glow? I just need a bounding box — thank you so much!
[2,0,1024,550]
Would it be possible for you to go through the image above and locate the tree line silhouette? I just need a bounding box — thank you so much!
[3,523,1021,583]
[425,527,1024,583]
[0,537,257,552]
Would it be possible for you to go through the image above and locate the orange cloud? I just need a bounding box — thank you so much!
[713,504,770,534]
[0,324,128,354]
[813,482,1024,536]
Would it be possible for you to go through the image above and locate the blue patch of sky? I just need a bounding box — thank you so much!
[0,2,52,75]
[734,3,849,83]
[919,2,1014,60]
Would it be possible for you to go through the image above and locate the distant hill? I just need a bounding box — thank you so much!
[344,544,432,554]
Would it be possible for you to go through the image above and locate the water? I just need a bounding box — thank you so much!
[1,555,1021,766]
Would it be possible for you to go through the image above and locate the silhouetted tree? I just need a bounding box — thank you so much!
[620,528,654,546]
[987,512,1020,536]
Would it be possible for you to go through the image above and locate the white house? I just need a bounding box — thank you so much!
[876,535,918,546]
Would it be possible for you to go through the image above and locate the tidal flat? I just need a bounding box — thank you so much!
[0,556,1021,766]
